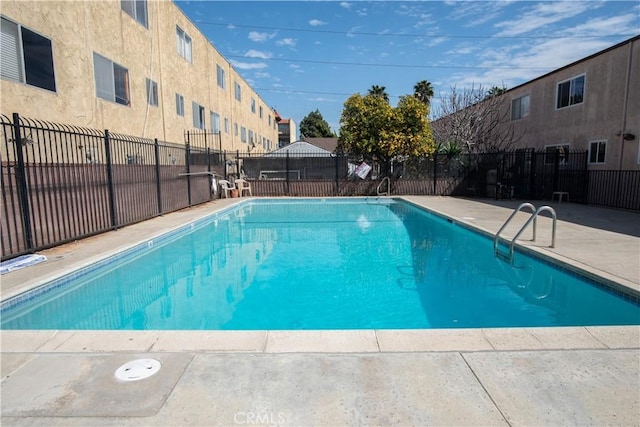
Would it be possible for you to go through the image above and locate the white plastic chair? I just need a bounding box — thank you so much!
[218,179,235,198]
[235,179,252,197]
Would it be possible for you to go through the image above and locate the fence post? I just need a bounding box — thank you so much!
[286,151,290,195]
[103,129,118,229]
[206,147,213,201]
[223,151,228,180]
[11,113,34,251]
[154,138,162,214]
[334,154,339,195]
[185,140,192,206]
[433,152,438,194]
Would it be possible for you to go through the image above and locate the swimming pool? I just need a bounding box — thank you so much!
[1,198,638,330]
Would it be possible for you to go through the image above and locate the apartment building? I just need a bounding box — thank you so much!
[0,0,278,152]
[505,35,639,170]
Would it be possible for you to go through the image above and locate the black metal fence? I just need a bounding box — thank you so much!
[2,113,639,260]
[1,114,219,260]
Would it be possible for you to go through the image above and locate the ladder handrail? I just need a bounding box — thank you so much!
[509,205,557,261]
[376,177,391,196]
[493,202,536,254]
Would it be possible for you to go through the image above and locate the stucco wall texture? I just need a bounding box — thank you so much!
[1,0,278,153]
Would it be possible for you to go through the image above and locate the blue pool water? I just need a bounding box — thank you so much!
[1,198,638,330]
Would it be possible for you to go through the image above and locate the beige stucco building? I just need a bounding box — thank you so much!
[506,35,639,170]
[0,0,278,153]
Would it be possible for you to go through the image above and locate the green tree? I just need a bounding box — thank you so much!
[367,85,389,103]
[299,109,335,138]
[338,93,434,174]
[485,85,507,99]
[413,80,434,106]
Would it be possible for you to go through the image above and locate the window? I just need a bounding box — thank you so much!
[234,123,238,136]
[146,78,158,106]
[93,52,130,105]
[248,130,254,145]
[589,140,607,164]
[216,64,225,89]
[241,126,247,143]
[544,144,570,166]
[557,75,585,109]
[210,111,220,132]
[234,81,241,101]
[251,98,256,113]
[121,0,147,28]
[268,115,272,126]
[175,93,184,116]
[176,26,192,63]
[224,117,229,133]
[1,17,56,92]
[192,101,205,129]
[511,95,529,120]
[259,106,263,119]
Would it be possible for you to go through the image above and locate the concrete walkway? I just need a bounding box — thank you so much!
[1,196,639,426]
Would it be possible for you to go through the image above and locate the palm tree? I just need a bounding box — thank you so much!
[413,80,434,106]
[368,85,389,103]
[485,85,507,99]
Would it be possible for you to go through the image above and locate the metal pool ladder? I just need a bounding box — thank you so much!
[376,177,391,196]
[494,202,557,263]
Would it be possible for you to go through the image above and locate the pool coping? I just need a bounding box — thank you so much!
[1,196,639,354]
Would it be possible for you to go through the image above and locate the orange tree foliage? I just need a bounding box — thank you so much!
[338,93,434,163]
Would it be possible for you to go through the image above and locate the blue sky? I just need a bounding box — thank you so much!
[175,1,639,137]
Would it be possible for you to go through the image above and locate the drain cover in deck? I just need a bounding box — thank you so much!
[115,358,161,382]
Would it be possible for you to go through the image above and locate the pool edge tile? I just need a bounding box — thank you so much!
[265,330,379,353]
[376,329,495,352]
[152,331,267,352]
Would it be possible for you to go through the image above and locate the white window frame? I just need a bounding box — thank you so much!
[146,78,158,106]
[556,74,585,109]
[121,0,148,28]
[192,101,205,129]
[241,126,247,143]
[176,26,192,63]
[511,94,529,120]
[224,117,230,133]
[216,64,225,89]
[234,81,241,101]
[589,140,607,164]
[93,52,130,106]
[210,111,221,133]
[175,93,184,116]
[1,16,57,92]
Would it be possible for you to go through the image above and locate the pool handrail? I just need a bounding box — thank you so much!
[494,202,537,255]
[509,205,557,262]
[376,177,391,196]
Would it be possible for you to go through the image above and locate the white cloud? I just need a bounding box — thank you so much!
[346,26,361,38]
[226,24,235,30]
[562,13,639,37]
[254,71,271,79]
[309,19,327,27]
[309,97,337,102]
[248,31,275,43]
[494,1,598,36]
[230,60,268,70]
[244,49,273,59]
[276,38,296,47]
[289,64,301,69]
[339,2,352,9]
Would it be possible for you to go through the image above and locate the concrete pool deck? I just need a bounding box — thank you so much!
[1,196,639,426]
